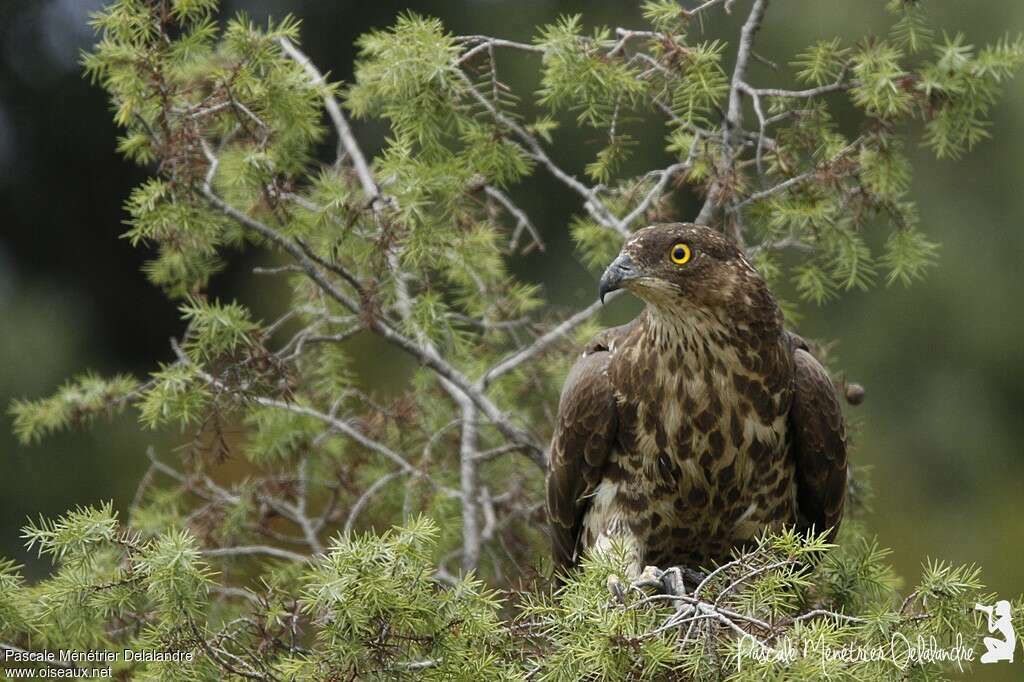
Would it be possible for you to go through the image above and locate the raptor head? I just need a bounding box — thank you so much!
[598,223,761,312]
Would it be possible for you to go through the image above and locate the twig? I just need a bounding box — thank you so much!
[456,70,625,236]
[737,82,767,175]
[344,470,408,536]
[129,461,156,517]
[745,235,813,258]
[147,447,324,555]
[210,585,263,605]
[790,609,867,624]
[746,77,850,100]
[609,29,662,58]
[695,0,769,226]
[393,658,441,672]
[619,160,694,231]
[253,398,427,480]
[715,559,793,605]
[189,617,273,681]
[727,138,861,213]
[459,401,482,571]
[694,554,756,598]
[485,185,545,253]
[455,37,544,65]
[253,264,303,276]
[202,545,308,563]
[750,50,778,70]
[278,37,378,198]
[727,0,769,134]
[686,0,731,16]
[471,443,525,462]
[479,296,613,389]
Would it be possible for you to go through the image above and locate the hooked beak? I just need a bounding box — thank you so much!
[598,253,640,303]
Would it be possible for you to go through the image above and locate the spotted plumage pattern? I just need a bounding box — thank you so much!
[546,223,847,575]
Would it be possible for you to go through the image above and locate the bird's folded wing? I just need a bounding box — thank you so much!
[789,347,848,540]
[546,348,618,573]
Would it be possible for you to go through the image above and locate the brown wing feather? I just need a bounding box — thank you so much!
[788,347,848,540]
[546,325,631,574]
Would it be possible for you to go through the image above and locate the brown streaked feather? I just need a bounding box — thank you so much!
[546,326,633,573]
[789,347,848,540]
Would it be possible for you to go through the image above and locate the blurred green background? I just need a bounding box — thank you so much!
[1,0,1021,674]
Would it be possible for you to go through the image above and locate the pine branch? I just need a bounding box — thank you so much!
[199,141,545,468]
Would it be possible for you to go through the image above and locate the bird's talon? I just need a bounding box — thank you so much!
[661,566,685,597]
[607,574,626,603]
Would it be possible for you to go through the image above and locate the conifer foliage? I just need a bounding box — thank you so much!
[5,0,1023,678]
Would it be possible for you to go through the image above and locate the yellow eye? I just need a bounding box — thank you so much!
[669,243,692,265]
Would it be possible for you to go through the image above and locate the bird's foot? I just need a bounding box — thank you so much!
[634,565,708,596]
[606,574,626,604]
[630,565,684,597]
[660,567,685,597]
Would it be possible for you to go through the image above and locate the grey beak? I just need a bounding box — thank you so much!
[599,253,640,303]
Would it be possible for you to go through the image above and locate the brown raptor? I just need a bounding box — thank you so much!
[546,223,847,575]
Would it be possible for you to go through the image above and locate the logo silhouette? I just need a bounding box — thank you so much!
[975,600,1016,664]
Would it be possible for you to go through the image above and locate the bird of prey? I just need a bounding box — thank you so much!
[546,223,847,575]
